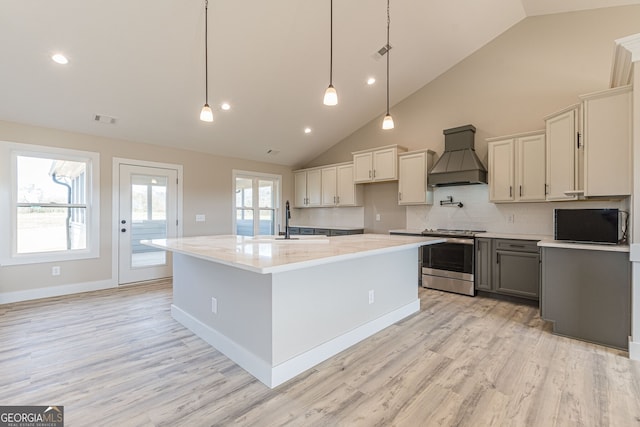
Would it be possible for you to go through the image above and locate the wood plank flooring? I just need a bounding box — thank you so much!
[1,280,639,426]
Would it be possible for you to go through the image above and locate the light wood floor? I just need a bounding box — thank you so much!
[1,280,639,427]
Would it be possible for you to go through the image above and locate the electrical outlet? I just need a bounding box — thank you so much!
[211,297,218,314]
[52,266,60,276]
[376,214,381,221]
[507,214,515,224]
[368,290,375,304]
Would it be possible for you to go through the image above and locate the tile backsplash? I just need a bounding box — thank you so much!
[407,185,629,236]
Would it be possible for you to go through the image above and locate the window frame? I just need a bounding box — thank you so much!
[232,170,281,236]
[0,142,100,266]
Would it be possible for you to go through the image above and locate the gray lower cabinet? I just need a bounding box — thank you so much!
[475,238,493,291]
[541,247,630,350]
[475,238,540,300]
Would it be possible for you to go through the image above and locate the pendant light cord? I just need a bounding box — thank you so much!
[204,0,209,105]
[329,0,333,85]
[386,0,390,115]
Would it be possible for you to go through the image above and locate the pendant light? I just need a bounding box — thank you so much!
[382,0,394,130]
[200,0,214,122]
[323,0,338,106]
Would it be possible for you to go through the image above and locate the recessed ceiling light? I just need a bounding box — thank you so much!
[367,77,376,85]
[52,54,69,65]
[304,127,312,134]
[221,102,231,111]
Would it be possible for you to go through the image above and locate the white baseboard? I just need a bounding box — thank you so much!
[172,299,420,388]
[0,279,116,304]
[629,337,640,361]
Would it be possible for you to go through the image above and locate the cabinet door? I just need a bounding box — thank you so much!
[495,250,539,299]
[546,108,578,200]
[373,147,397,181]
[517,134,546,201]
[475,238,493,291]
[306,169,322,207]
[583,88,632,197]
[336,164,359,206]
[398,152,426,205]
[293,171,308,207]
[488,139,514,202]
[353,152,373,183]
[321,167,337,206]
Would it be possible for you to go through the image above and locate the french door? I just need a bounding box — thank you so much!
[118,164,178,284]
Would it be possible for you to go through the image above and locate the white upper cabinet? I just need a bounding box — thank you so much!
[320,163,362,207]
[352,145,406,183]
[335,163,362,206]
[488,138,515,202]
[398,150,435,205]
[293,168,321,208]
[580,85,632,197]
[488,131,545,203]
[545,105,581,201]
[517,133,546,201]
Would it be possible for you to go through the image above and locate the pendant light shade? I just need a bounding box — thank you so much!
[382,0,393,130]
[382,113,394,130]
[323,84,338,106]
[200,104,213,122]
[323,0,338,106]
[200,0,213,122]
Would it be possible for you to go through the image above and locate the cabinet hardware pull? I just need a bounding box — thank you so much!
[577,132,581,149]
[509,186,512,198]
[336,196,339,204]
[496,254,499,264]
[373,170,376,178]
[369,170,372,179]
[545,184,548,195]
[519,185,522,197]
[510,245,525,248]
[398,192,402,201]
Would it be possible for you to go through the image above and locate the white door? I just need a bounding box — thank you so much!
[118,164,178,284]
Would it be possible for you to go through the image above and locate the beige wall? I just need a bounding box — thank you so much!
[0,120,293,296]
[304,5,640,231]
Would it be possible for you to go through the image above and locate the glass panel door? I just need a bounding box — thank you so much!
[119,164,177,284]
[234,174,279,236]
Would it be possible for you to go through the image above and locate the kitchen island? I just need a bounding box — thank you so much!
[145,233,442,388]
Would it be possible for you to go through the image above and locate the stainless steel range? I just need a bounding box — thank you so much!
[421,228,485,296]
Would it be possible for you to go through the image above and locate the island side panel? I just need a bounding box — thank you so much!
[171,253,273,369]
[271,247,420,367]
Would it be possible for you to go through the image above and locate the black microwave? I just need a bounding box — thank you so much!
[554,208,619,244]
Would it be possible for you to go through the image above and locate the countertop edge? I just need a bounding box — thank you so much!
[537,239,630,252]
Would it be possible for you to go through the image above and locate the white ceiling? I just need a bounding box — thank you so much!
[1,0,638,167]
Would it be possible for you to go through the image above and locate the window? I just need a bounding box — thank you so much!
[233,171,281,236]
[0,142,100,265]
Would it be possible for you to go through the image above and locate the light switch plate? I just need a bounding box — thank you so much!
[196,214,206,222]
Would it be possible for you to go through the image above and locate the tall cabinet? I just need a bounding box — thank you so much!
[293,168,321,207]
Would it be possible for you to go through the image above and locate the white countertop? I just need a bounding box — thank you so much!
[289,225,364,230]
[537,239,630,252]
[144,234,444,274]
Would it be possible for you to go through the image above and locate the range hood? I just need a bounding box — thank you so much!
[428,124,487,186]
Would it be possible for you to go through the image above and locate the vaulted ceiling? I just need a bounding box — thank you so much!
[1,0,638,166]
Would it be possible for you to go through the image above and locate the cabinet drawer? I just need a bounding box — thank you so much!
[288,227,300,235]
[314,228,331,236]
[494,239,538,252]
[298,228,315,235]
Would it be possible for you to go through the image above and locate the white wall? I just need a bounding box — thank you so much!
[407,186,628,236]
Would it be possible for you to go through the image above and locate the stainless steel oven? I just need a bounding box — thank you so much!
[421,229,483,296]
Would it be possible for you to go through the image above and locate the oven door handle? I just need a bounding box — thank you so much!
[443,238,474,245]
